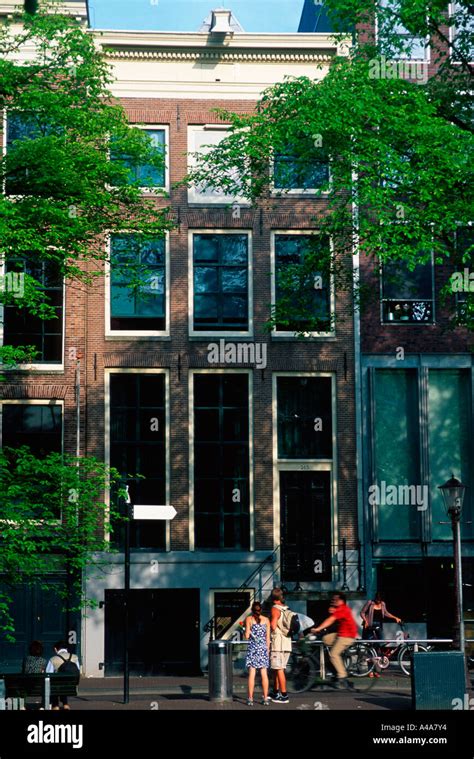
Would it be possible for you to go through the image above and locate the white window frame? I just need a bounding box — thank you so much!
[188,368,254,552]
[105,231,170,339]
[0,256,65,371]
[189,229,253,338]
[270,230,335,339]
[113,124,170,195]
[272,372,337,574]
[187,125,249,206]
[104,368,171,550]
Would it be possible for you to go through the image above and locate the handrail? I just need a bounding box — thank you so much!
[202,545,280,640]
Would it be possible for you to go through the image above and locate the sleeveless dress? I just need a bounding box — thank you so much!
[245,621,270,669]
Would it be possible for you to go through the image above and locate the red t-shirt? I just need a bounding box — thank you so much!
[332,604,358,638]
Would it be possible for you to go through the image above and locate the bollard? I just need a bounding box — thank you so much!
[208,640,233,702]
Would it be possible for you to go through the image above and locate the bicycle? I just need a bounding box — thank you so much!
[349,623,431,677]
[286,634,378,693]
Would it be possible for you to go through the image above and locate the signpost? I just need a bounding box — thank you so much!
[123,489,176,704]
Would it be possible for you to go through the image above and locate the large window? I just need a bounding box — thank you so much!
[110,127,167,190]
[192,233,249,333]
[109,234,167,333]
[277,376,333,459]
[371,368,473,541]
[2,403,62,457]
[273,233,332,334]
[3,258,63,363]
[187,126,238,204]
[373,370,421,540]
[193,374,250,549]
[110,373,166,549]
[273,143,329,192]
[378,0,427,59]
[381,257,434,323]
[5,112,59,195]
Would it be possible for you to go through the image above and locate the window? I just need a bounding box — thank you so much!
[273,233,332,334]
[451,2,474,62]
[273,143,329,192]
[277,376,333,459]
[381,257,434,323]
[3,258,63,363]
[187,126,239,204]
[2,403,62,457]
[373,370,421,540]
[193,374,250,549]
[5,112,60,195]
[110,127,168,190]
[428,369,472,539]
[378,0,427,59]
[192,233,249,333]
[110,373,166,549]
[109,234,167,333]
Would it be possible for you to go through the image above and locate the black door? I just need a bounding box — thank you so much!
[104,589,200,676]
[0,579,74,673]
[280,471,332,582]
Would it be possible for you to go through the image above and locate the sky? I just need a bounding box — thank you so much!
[88,0,304,33]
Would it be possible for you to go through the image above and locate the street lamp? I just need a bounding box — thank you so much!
[437,474,467,657]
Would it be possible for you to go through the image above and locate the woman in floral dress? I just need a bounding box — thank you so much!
[244,601,271,706]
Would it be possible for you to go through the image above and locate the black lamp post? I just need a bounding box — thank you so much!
[437,475,466,657]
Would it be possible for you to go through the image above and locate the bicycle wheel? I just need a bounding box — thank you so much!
[343,643,377,677]
[286,651,317,693]
[398,644,429,676]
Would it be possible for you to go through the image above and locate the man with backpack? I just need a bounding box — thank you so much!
[269,588,299,704]
[46,641,80,710]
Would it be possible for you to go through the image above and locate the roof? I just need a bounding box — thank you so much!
[198,9,245,33]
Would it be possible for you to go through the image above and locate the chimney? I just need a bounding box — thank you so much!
[209,8,234,34]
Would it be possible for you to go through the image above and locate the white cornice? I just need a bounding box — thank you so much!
[105,49,333,63]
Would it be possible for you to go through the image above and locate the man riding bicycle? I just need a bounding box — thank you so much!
[310,592,358,689]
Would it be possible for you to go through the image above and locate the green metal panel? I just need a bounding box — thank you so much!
[412,652,466,710]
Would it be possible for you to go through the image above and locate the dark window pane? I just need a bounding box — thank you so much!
[111,128,166,188]
[277,377,333,459]
[2,404,62,457]
[194,375,249,549]
[110,374,166,549]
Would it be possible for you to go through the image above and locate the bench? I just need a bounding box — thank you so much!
[0,673,80,710]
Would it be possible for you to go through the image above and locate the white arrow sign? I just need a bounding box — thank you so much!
[133,505,177,521]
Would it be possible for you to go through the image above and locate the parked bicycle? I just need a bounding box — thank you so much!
[345,623,432,678]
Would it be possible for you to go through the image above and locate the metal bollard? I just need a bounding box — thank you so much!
[208,640,233,702]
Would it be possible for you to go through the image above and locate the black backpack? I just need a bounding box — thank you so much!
[57,653,78,675]
[289,613,301,637]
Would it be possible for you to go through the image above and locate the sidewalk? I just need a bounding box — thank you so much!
[63,673,413,710]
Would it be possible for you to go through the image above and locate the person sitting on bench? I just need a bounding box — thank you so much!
[46,641,80,710]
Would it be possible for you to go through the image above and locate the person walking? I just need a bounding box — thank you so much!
[46,641,80,710]
[269,588,294,704]
[22,641,47,675]
[310,592,358,689]
[361,592,401,640]
[244,601,271,706]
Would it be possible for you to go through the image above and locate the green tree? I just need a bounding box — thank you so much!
[0,447,126,640]
[0,8,173,365]
[185,0,473,334]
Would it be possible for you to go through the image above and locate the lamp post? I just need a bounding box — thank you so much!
[123,485,131,705]
[437,475,467,660]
